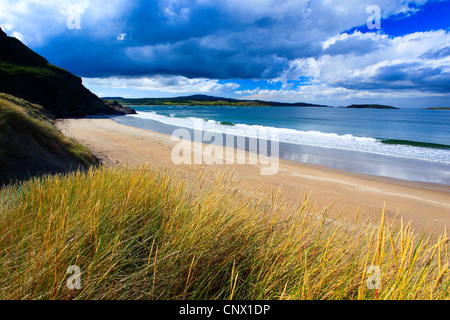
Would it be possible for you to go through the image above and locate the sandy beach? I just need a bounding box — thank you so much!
[56,117,450,237]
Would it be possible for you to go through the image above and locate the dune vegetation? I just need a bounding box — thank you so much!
[0,93,96,184]
[0,164,448,300]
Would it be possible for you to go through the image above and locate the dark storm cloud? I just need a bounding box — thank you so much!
[7,0,449,98]
[32,0,326,79]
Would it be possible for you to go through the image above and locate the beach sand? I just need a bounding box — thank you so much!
[56,117,450,237]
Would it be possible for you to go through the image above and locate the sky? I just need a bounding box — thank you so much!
[1,0,450,107]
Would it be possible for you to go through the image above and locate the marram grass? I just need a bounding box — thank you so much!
[0,165,448,300]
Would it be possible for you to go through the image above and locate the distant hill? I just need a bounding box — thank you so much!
[426,107,450,110]
[103,94,331,108]
[346,104,399,109]
[0,27,123,118]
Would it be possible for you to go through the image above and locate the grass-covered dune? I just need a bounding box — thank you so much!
[0,93,96,184]
[0,165,448,300]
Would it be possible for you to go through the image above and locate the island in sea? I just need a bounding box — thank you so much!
[345,104,399,109]
[426,107,450,110]
[103,95,404,109]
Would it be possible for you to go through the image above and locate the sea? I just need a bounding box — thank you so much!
[111,105,450,186]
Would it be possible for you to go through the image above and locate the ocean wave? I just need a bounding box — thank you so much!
[380,139,450,150]
[128,111,450,164]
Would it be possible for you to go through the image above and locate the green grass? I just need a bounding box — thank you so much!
[0,112,7,166]
[0,165,448,300]
[0,35,64,90]
[104,96,326,108]
[0,60,62,80]
[108,99,276,107]
[0,59,67,116]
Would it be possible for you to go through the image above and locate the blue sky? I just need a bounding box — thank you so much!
[1,0,449,107]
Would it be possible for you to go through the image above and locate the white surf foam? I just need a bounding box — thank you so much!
[128,111,450,164]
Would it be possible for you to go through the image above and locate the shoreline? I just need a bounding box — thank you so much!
[114,110,450,185]
[56,116,450,237]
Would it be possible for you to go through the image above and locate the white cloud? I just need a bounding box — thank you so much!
[0,0,131,45]
[238,81,449,108]
[1,0,447,106]
[0,0,434,46]
[248,29,449,104]
[11,30,24,41]
[83,75,240,93]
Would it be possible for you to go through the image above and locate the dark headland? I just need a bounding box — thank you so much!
[346,104,399,109]
[0,27,135,183]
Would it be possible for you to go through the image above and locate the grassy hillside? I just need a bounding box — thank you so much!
[0,164,448,299]
[0,28,120,117]
[0,93,97,184]
[104,95,330,108]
